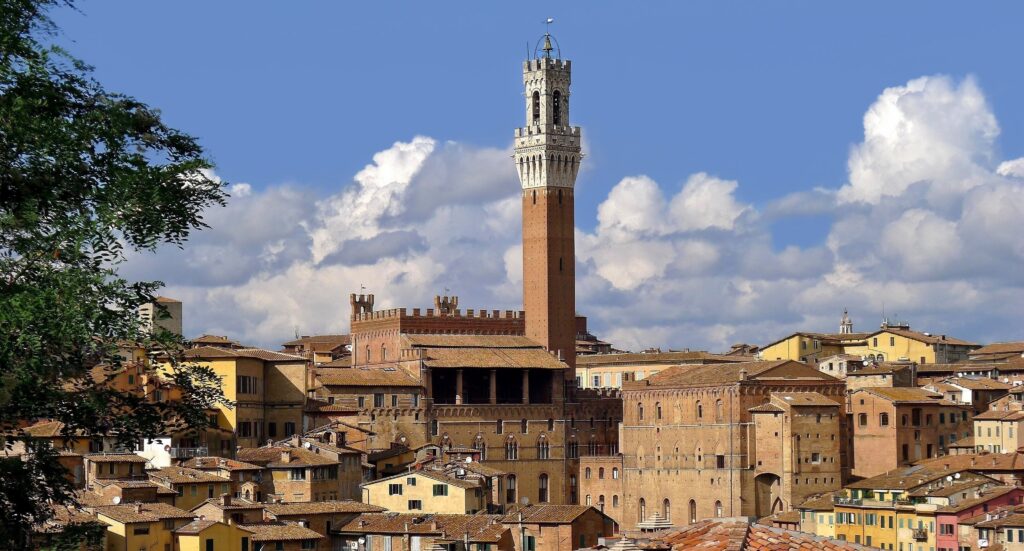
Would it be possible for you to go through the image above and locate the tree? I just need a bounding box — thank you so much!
[0,0,230,544]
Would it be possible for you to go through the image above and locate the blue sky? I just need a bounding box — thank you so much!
[51,2,1024,350]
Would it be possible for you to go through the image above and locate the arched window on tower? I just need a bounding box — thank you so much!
[380,344,387,362]
[532,91,540,124]
[639,498,646,523]
[663,499,671,522]
[539,474,549,502]
[365,345,371,364]
[689,500,697,524]
[553,90,562,125]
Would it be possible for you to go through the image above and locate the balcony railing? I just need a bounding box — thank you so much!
[169,446,208,459]
[912,528,928,541]
[833,496,863,506]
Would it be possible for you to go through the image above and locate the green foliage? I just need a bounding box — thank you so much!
[0,0,231,544]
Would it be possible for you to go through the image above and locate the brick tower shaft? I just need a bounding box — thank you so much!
[514,46,582,382]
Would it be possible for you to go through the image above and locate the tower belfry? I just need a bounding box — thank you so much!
[514,29,582,381]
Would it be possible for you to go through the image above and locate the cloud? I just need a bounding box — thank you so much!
[133,74,1023,353]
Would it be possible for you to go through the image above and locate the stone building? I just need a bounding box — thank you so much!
[308,35,621,510]
[848,387,973,479]
[576,351,748,390]
[618,360,847,529]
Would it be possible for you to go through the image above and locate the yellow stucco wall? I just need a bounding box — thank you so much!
[177,523,253,551]
[363,473,483,514]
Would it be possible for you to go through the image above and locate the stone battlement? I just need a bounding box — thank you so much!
[523,57,571,72]
[514,125,581,138]
[352,307,525,323]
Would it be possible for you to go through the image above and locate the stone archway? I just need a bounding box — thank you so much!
[754,473,782,518]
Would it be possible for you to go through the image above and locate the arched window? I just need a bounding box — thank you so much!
[496,419,503,434]
[474,436,486,460]
[532,91,540,124]
[880,412,890,426]
[715,500,723,517]
[365,345,371,363]
[689,500,697,524]
[585,494,591,505]
[538,474,549,503]
[585,467,592,479]
[613,495,619,507]
[656,402,662,420]
[663,499,671,522]
[612,468,619,479]
[715,399,723,422]
[598,467,605,479]
[521,419,529,433]
[639,498,646,523]
[552,90,562,125]
[598,495,605,509]
[696,401,703,419]
[532,190,536,205]
[638,403,644,421]
[537,437,550,459]
[380,344,387,361]
[505,439,518,460]
[506,475,517,503]
[430,420,438,436]
[548,418,554,431]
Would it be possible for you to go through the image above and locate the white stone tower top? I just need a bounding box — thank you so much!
[513,32,582,190]
[840,308,854,334]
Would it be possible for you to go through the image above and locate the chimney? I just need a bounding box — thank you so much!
[739,369,748,381]
[280,451,291,464]
[221,493,231,506]
[135,503,143,513]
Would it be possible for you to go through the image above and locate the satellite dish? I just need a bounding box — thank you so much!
[946,476,953,482]
[954,473,961,479]
[303,442,312,449]
[111,496,121,505]
[358,538,366,545]
[520,497,530,506]
[465,457,472,463]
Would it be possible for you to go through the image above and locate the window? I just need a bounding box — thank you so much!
[236,375,258,395]
[547,418,555,431]
[301,541,315,551]
[381,344,387,362]
[496,419,503,434]
[592,375,600,387]
[858,413,868,427]
[715,455,725,469]
[408,500,422,510]
[639,498,646,523]
[613,495,619,507]
[133,525,151,535]
[538,438,550,459]
[890,336,895,346]
[290,468,306,481]
[358,396,365,408]
[505,440,518,460]
[389,484,403,495]
[374,393,384,408]
[267,422,277,438]
[715,500,723,517]
[638,403,644,421]
[655,402,662,420]
[238,421,252,438]
[880,412,889,426]
[696,401,703,419]
[612,468,619,479]
[539,474,549,502]
[715,399,723,422]
[205,539,214,551]
[507,475,517,503]
[567,440,578,458]
[585,467,592,479]
[599,467,605,479]
[430,419,439,436]
[873,337,878,347]
[433,484,449,496]
[284,422,295,437]
[689,499,697,524]
[811,453,821,464]
[391,394,398,407]
[521,419,528,433]
[532,91,540,123]
[552,90,562,125]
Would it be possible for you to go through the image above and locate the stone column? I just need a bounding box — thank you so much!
[522,369,530,404]
[455,369,464,405]
[489,369,497,404]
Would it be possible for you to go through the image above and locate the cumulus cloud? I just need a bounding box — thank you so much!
[134,73,1023,352]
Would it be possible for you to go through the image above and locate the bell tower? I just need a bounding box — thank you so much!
[514,32,582,380]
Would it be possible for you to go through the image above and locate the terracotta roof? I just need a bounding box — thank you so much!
[871,327,977,347]
[148,466,231,484]
[84,453,148,463]
[975,512,1024,529]
[236,446,338,467]
[857,387,951,404]
[797,492,838,511]
[974,410,1024,421]
[184,346,304,362]
[154,296,181,303]
[264,500,385,517]
[317,368,421,387]
[654,517,873,550]
[174,519,244,535]
[238,521,324,542]
[634,360,836,389]
[282,334,351,347]
[95,502,195,524]
[761,331,871,350]
[191,334,237,345]
[36,505,100,533]
[184,456,263,471]
[403,335,536,348]
[22,420,68,438]
[772,391,841,407]
[937,485,1020,513]
[369,469,482,490]
[947,377,1013,391]
[336,513,507,542]
[190,498,265,511]
[914,451,1024,472]
[420,347,567,370]
[500,504,602,524]
[759,511,800,524]
[971,342,1024,357]
[320,357,353,367]
[576,351,748,366]
[749,403,785,413]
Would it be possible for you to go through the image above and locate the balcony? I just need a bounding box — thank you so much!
[168,446,208,459]
[833,496,863,506]
[912,528,928,541]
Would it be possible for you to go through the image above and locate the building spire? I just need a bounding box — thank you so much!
[840,308,853,334]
